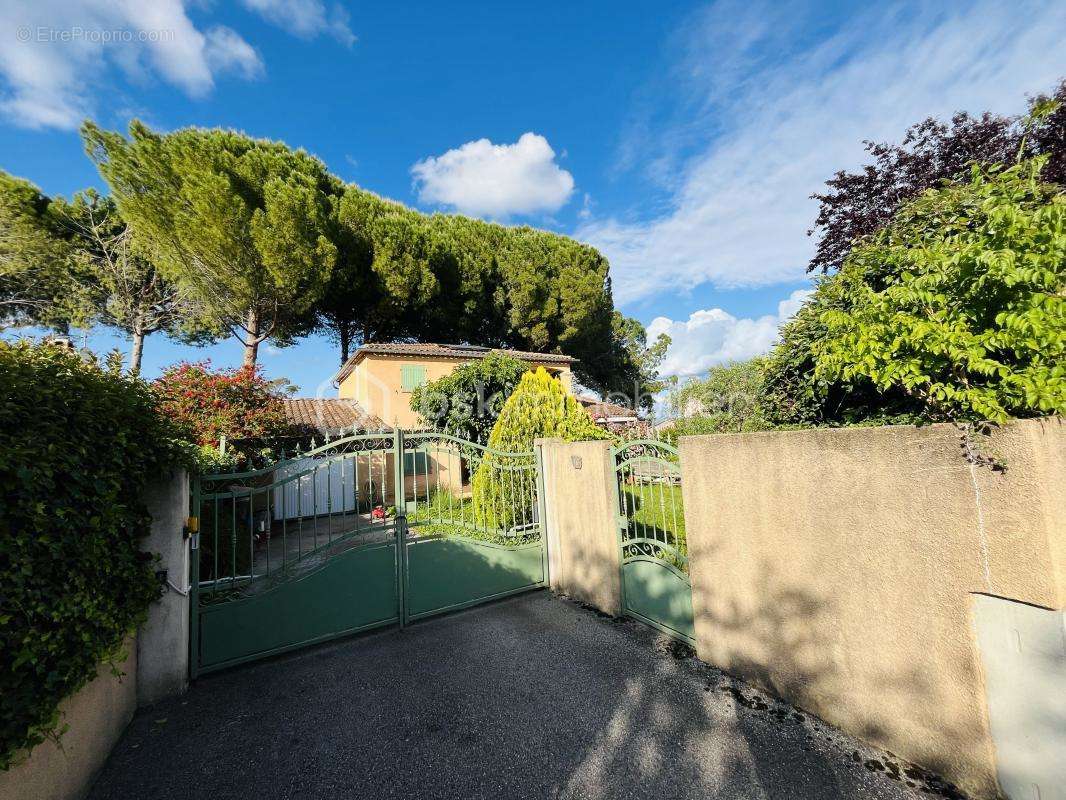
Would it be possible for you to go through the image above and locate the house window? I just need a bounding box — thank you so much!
[403,451,431,474]
[400,364,427,392]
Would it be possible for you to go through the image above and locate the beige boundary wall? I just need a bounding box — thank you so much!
[679,417,1066,799]
[538,438,621,614]
[0,640,137,800]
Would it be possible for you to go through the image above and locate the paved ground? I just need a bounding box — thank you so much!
[89,592,961,800]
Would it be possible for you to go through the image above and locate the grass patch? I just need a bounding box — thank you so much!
[407,489,539,545]
[621,481,686,560]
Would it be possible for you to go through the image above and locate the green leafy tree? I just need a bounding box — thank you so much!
[808,80,1065,275]
[316,184,376,364]
[325,188,460,362]
[48,190,211,373]
[0,172,79,331]
[81,121,337,366]
[410,352,529,444]
[328,190,632,393]
[601,312,670,410]
[759,279,924,427]
[815,158,1066,423]
[472,368,608,529]
[669,359,770,434]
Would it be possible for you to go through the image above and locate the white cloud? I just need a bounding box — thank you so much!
[204,27,265,82]
[579,0,1066,304]
[0,1,264,130]
[240,0,355,47]
[411,132,575,218]
[648,288,813,378]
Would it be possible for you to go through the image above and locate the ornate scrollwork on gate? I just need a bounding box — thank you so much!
[612,438,686,572]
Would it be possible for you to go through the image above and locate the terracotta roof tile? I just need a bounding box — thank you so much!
[280,398,389,435]
[577,396,639,420]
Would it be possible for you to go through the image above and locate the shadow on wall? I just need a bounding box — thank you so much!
[689,558,977,798]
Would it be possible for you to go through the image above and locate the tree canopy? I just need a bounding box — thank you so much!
[82,121,338,366]
[326,181,641,394]
[0,118,654,392]
[0,171,80,331]
[815,159,1065,423]
[808,80,1065,275]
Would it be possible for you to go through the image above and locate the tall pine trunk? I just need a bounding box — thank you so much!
[339,324,350,365]
[129,328,145,375]
[242,307,260,368]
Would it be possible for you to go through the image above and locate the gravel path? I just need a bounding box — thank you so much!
[88,591,962,800]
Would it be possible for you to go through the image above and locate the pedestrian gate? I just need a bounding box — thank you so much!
[190,431,548,676]
[611,439,695,644]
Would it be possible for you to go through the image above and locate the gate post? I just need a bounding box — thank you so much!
[607,443,627,616]
[188,475,200,681]
[393,428,407,629]
[139,468,193,699]
[533,439,553,586]
[537,439,622,615]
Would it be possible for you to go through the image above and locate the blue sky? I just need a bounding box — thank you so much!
[2,0,1063,394]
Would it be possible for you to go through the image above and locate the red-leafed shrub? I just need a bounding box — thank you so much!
[152,362,290,467]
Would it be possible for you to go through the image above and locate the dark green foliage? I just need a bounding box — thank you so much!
[409,352,529,444]
[816,159,1066,422]
[0,341,180,768]
[329,188,632,393]
[81,121,338,366]
[0,171,82,331]
[603,312,670,410]
[759,282,924,428]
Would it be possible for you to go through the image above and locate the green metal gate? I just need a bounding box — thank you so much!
[611,439,695,645]
[189,431,548,676]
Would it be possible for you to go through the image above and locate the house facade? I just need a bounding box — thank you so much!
[334,342,575,429]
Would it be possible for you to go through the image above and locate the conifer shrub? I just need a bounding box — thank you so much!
[472,368,608,531]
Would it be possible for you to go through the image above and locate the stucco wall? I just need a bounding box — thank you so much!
[338,354,572,428]
[539,438,621,614]
[138,469,190,706]
[679,417,1065,800]
[0,640,137,800]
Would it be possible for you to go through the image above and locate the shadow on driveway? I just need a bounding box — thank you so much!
[89,591,939,800]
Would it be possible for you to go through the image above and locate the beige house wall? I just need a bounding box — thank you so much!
[0,640,137,800]
[678,417,1066,800]
[338,354,572,429]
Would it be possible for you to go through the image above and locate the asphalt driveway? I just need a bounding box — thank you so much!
[89,591,961,800]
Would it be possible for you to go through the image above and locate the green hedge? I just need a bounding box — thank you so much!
[0,341,179,768]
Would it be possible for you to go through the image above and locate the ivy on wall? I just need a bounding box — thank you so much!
[0,341,180,768]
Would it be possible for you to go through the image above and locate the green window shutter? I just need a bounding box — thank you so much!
[400,364,427,392]
[403,451,431,474]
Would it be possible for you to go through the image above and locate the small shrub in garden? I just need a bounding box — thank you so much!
[472,368,608,530]
[0,341,180,768]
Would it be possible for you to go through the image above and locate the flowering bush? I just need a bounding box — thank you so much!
[152,362,291,467]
